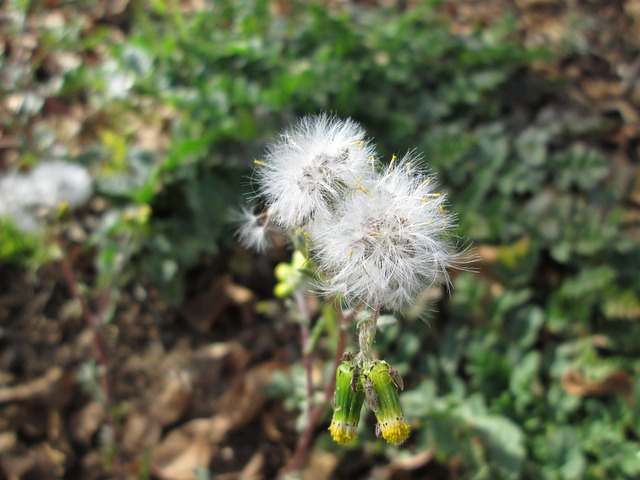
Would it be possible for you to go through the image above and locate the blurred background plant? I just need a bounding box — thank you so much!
[1,0,639,479]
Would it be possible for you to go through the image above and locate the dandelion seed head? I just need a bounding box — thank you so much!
[0,161,92,232]
[255,114,376,230]
[312,154,455,311]
[29,161,92,209]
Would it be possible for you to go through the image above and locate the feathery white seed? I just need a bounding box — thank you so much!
[235,207,273,253]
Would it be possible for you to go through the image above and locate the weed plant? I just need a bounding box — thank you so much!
[1,1,639,478]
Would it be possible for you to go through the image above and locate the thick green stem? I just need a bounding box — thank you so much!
[356,306,380,365]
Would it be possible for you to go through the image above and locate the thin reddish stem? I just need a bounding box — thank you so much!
[281,302,360,477]
[58,249,124,480]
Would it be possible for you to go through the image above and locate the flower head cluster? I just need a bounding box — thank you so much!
[240,114,456,312]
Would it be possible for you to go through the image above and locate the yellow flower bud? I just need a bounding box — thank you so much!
[363,360,410,446]
[329,354,365,445]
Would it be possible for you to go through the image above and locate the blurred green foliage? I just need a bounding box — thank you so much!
[2,0,639,478]
[0,218,55,267]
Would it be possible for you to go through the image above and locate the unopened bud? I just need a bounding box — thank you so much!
[328,354,365,445]
[363,360,410,446]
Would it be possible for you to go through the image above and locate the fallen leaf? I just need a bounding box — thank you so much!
[193,341,251,377]
[261,411,283,442]
[562,368,633,398]
[387,449,436,473]
[0,431,17,453]
[580,79,624,102]
[122,411,162,455]
[0,368,74,407]
[515,0,562,7]
[301,451,339,480]
[69,401,105,447]
[213,361,289,438]
[151,418,214,480]
[40,442,66,477]
[180,275,255,332]
[149,370,193,427]
[0,445,64,480]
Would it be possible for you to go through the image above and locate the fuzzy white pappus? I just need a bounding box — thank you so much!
[311,155,455,311]
[29,161,93,209]
[235,207,273,253]
[254,114,376,231]
[0,161,92,232]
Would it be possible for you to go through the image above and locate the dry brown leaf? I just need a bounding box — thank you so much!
[0,452,38,480]
[446,1,511,35]
[213,361,289,437]
[180,276,232,332]
[300,451,339,480]
[181,275,255,332]
[0,431,17,453]
[238,450,265,480]
[625,0,640,18]
[215,450,265,480]
[0,368,74,407]
[261,411,283,442]
[225,281,255,305]
[0,372,16,386]
[520,15,566,44]
[69,401,104,447]
[97,0,130,17]
[515,0,562,7]
[190,342,252,409]
[40,442,66,476]
[193,340,251,376]
[387,449,436,473]
[135,124,170,153]
[151,418,215,480]
[562,369,633,398]
[580,79,624,101]
[122,411,162,455]
[0,445,64,480]
[149,371,193,427]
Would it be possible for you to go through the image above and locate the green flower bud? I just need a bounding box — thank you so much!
[363,360,410,446]
[329,354,365,445]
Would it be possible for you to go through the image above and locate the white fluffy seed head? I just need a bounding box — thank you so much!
[29,161,93,209]
[0,161,92,232]
[254,114,376,231]
[311,154,455,311]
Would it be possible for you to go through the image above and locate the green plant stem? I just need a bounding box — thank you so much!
[281,303,362,477]
[356,306,380,365]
